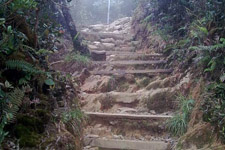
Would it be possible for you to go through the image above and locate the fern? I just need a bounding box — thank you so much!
[189,38,225,76]
[5,60,43,74]
[4,88,25,122]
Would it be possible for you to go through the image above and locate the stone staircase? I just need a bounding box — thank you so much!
[79,17,175,150]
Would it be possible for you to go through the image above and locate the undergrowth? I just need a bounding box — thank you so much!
[64,52,90,64]
[202,82,225,142]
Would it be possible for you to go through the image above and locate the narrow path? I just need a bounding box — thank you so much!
[80,17,175,150]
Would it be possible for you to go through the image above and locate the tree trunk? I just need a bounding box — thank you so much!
[60,0,89,54]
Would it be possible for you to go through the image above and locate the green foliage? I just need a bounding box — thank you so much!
[9,0,37,13]
[15,115,45,147]
[61,109,84,135]
[6,88,25,122]
[190,38,225,77]
[0,87,24,145]
[0,26,27,55]
[0,117,8,144]
[64,52,90,64]
[61,109,83,124]
[0,0,83,148]
[167,113,187,136]
[44,79,55,86]
[140,0,225,80]
[5,60,42,74]
[167,95,195,136]
[202,82,225,142]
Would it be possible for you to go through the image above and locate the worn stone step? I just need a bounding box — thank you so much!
[91,69,173,75]
[81,91,145,106]
[106,51,164,57]
[88,45,136,52]
[85,112,172,120]
[85,138,169,150]
[81,31,133,41]
[93,60,166,66]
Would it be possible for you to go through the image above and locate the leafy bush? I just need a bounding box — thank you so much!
[167,95,195,136]
[202,82,225,142]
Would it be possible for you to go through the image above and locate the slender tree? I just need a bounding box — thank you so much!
[60,0,89,54]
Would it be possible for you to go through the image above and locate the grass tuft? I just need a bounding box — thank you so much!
[64,52,90,64]
[167,94,195,136]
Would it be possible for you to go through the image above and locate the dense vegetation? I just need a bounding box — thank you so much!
[0,0,83,149]
[136,0,225,143]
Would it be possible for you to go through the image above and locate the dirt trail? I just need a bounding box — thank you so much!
[79,17,190,150]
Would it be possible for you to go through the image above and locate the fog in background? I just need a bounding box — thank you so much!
[70,0,137,26]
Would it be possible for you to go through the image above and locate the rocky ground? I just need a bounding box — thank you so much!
[78,17,191,150]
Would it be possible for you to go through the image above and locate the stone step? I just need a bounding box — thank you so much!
[88,45,136,52]
[93,60,166,66]
[85,112,172,120]
[85,138,169,150]
[91,69,173,75]
[81,90,177,114]
[81,31,133,41]
[106,51,164,57]
[81,92,145,105]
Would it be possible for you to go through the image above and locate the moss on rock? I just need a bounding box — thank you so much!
[16,114,45,133]
[14,124,41,147]
[13,114,46,147]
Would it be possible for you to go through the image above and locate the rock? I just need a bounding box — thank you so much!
[115,40,124,46]
[118,107,137,113]
[90,138,169,150]
[149,110,156,115]
[99,92,140,104]
[113,135,123,140]
[81,75,116,93]
[88,44,98,50]
[102,43,115,50]
[93,41,102,47]
[131,41,140,46]
[79,68,91,84]
[146,88,177,113]
[101,38,115,43]
[90,24,105,32]
[91,50,106,61]
[124,74,135,83]
[146,78,162,90]
[120,46,135,52]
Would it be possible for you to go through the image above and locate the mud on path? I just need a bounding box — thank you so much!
[79,17,191,150]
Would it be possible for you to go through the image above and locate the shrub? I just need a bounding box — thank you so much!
[202,82,225,142]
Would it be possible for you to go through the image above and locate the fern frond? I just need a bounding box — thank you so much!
[5,60,43,74]
[4,88,24,122]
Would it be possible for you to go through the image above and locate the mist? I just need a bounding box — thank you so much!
[70,0,137,26]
